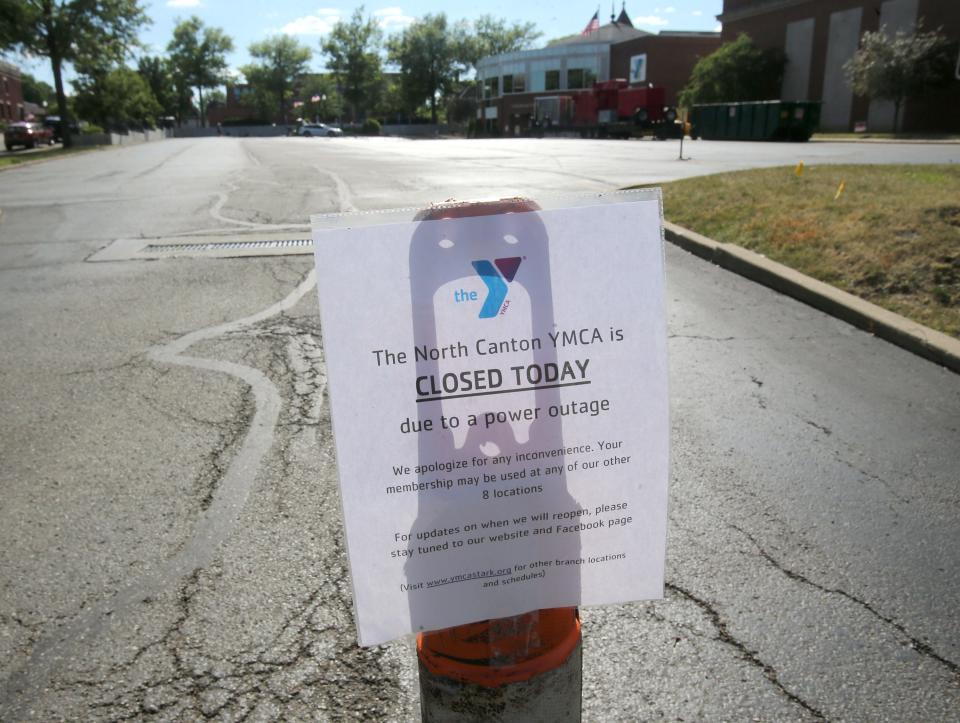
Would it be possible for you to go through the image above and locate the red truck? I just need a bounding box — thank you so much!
[534,80,679,139]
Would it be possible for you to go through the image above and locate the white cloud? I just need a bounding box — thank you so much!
[633,15,670,27]
[691,10,703,16]
[281,10,342,35]
[374,6,415,31]
[167,0,201,7]
[713,23,722,31]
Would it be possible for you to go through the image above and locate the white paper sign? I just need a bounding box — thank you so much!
[313,199,668,646]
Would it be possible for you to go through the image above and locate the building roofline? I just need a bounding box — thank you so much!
[717,0,813,24]
[476,42,613,69]
[0,59,22,76]
[656,30,722,37]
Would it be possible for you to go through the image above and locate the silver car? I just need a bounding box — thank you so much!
[298,123,343,137]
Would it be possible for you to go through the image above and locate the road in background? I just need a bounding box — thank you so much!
[1,137,958,720]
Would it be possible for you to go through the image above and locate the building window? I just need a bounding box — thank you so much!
[545,70,560,91]
[567,69,597,90]
[502,74,526,94]
[484,77,499,98]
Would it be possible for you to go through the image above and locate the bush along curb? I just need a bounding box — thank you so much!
[664,220,960,375]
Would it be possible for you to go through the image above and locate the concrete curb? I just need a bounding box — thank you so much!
[664,221,960,374]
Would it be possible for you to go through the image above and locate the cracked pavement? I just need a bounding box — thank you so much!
[1,137,959,720]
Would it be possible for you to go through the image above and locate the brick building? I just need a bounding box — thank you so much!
[718,0,960,132]
[610,31,727,107]
[476,7,720,134]
[1,60,25,124]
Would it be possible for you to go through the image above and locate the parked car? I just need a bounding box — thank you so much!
[4,121,55,151]
[42,115,80,142]
[298,123,343,137]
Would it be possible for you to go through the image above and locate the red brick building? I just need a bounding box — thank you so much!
[1,60,25,124]
[718,0,960,132]
[610,31,725,108]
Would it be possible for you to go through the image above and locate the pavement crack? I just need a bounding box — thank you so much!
[831,452,909,504]
[60,356,144,377]
[730,524,959,678]
[0,270,319,718]
[804,420,832,435]
[666,582,828,720]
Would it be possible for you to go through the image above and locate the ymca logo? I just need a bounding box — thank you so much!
[469,257,522,318]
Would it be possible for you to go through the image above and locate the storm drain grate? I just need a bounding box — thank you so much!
[141,238,313,253]
[89,232,317,262]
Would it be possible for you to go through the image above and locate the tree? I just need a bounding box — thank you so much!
[388,13,460,123]
[455,15,541,72]
[167,15,233,127]
[20,71,56,107]
[137,55,178,120]
[321,7,383,123]
[678,34,785,108]
[845,25,953,133]
[241,35,312,125]
[73,65,161,129]
[0,0,149,147]
[299,73,343,123]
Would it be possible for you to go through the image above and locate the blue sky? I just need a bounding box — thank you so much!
[11,1,723,86]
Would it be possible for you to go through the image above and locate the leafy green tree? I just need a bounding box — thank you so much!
[167,15,233,127]
[678,34,785,108]
[73,65,161,129]
[321,7,383,122]
[20,71,56,107]
[205,88,225,106]
[137,55,178,119]
[845,25,953,133]
[374,73,407,123]
[455,15,541,72]
[241,35,312,124]
[388,13,460,123]
[299,73,343,123]
[0,0,149,146]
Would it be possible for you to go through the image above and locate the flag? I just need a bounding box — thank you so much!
[581,9,600,35]
[311,94,321,103]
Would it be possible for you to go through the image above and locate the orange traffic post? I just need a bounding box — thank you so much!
[418,608,582,721]
[413,199,582,722]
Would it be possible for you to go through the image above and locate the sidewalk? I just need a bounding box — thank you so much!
[810,133,960,144]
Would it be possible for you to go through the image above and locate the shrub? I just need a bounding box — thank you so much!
[362,118,381,135]
[679,34,785,108]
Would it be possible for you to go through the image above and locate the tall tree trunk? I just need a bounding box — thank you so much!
[893,98,902,134]
[50,54,71,148]
[198,86,205,127]
[43,2,72,148]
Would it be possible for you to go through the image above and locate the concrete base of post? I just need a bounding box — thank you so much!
[418,636,582,722]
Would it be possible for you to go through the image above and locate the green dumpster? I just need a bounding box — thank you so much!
[690,100,821,141]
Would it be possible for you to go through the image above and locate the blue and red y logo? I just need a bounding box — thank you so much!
[471,257,522,318]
